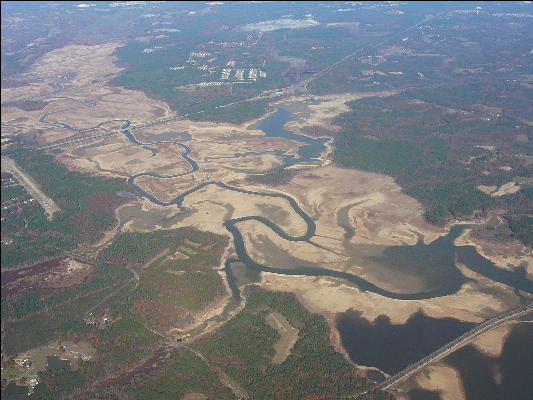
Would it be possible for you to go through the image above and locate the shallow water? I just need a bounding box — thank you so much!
[46,355,71,371]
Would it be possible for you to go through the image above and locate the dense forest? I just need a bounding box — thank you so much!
[196,286,376,399]
[1,152,129,268]
[332,95,533,240]
[2,227,233,399]
[101,228,229,331]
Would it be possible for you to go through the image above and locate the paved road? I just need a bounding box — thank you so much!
[61,245,249,399]
[352,303,533,399]
[147,327,250,399]
[1,156,61,219]
[8,7,453,156]
[30,129,122,151]
[216,9,451,112]
[299,10,451,94]
[13,113,192,153]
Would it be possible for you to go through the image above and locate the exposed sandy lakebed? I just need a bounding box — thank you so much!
[3,41,530,398]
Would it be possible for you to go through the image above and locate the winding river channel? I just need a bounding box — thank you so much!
[7,59,528,400]
[32,80,533,303]
[122,111,532,301]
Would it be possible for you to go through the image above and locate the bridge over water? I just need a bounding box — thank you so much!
[351,303,533,399]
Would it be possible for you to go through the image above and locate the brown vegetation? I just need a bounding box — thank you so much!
[1,257,94,297]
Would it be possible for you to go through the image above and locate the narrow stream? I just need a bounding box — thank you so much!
[19,75,533,399]
[33,97,533,302]
[119,111,533,301]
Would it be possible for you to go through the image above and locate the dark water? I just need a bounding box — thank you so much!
[39,105,129,132]
[20,75,533,398]
[157,131,192,141]
[224,258,242,300]
[39,107,78,125]
[37,99,528,301]
[46,355,71,371]
[18,76,95,108]
[116,191,135,198]
[337,201,362,241]
[25,101,533,302]
[130,175,450,300]
[226,219,468,300]
[366,369,386,383]
[229,260,261,287]
[362,226,467,294]
[206,149,295,174]
[123,128,198,180]
[443,324,533,400]
[257,108,329,162]
[71,141,105,156]
[406,389,441,400]
[336,310,475,375]
[3,382,28,398]
[122,126,532,301]
[456,246,533,293]
[19,75,67,102]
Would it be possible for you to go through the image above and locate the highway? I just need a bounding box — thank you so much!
[14,7,451,155]
[217,8,452,111]
[352,303,533,399]
[6,7,453,157]
[10,113,194,154]
[146,327,250,400]
[29,129,121,151]
[299,9,451,93]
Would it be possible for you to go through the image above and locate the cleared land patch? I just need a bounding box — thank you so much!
[264,311,299,364]
[1,257,94,297]
[1,156,60,219]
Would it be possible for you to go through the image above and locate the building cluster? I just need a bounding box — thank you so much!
[1,173,36,223]
[15,357,32,370]
[221,68,266,81]
[189,51,211,59]
[143,46,162,53]
[84,311,110,327]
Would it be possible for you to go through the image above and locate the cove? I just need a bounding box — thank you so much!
[336,310,475,375]
[444,323,533,400]
[119,114,532,302]
[30,99,533,302]
[258,108,329,162]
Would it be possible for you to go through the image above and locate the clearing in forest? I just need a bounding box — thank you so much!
[264,311,299,364]
[1,156,60,219]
